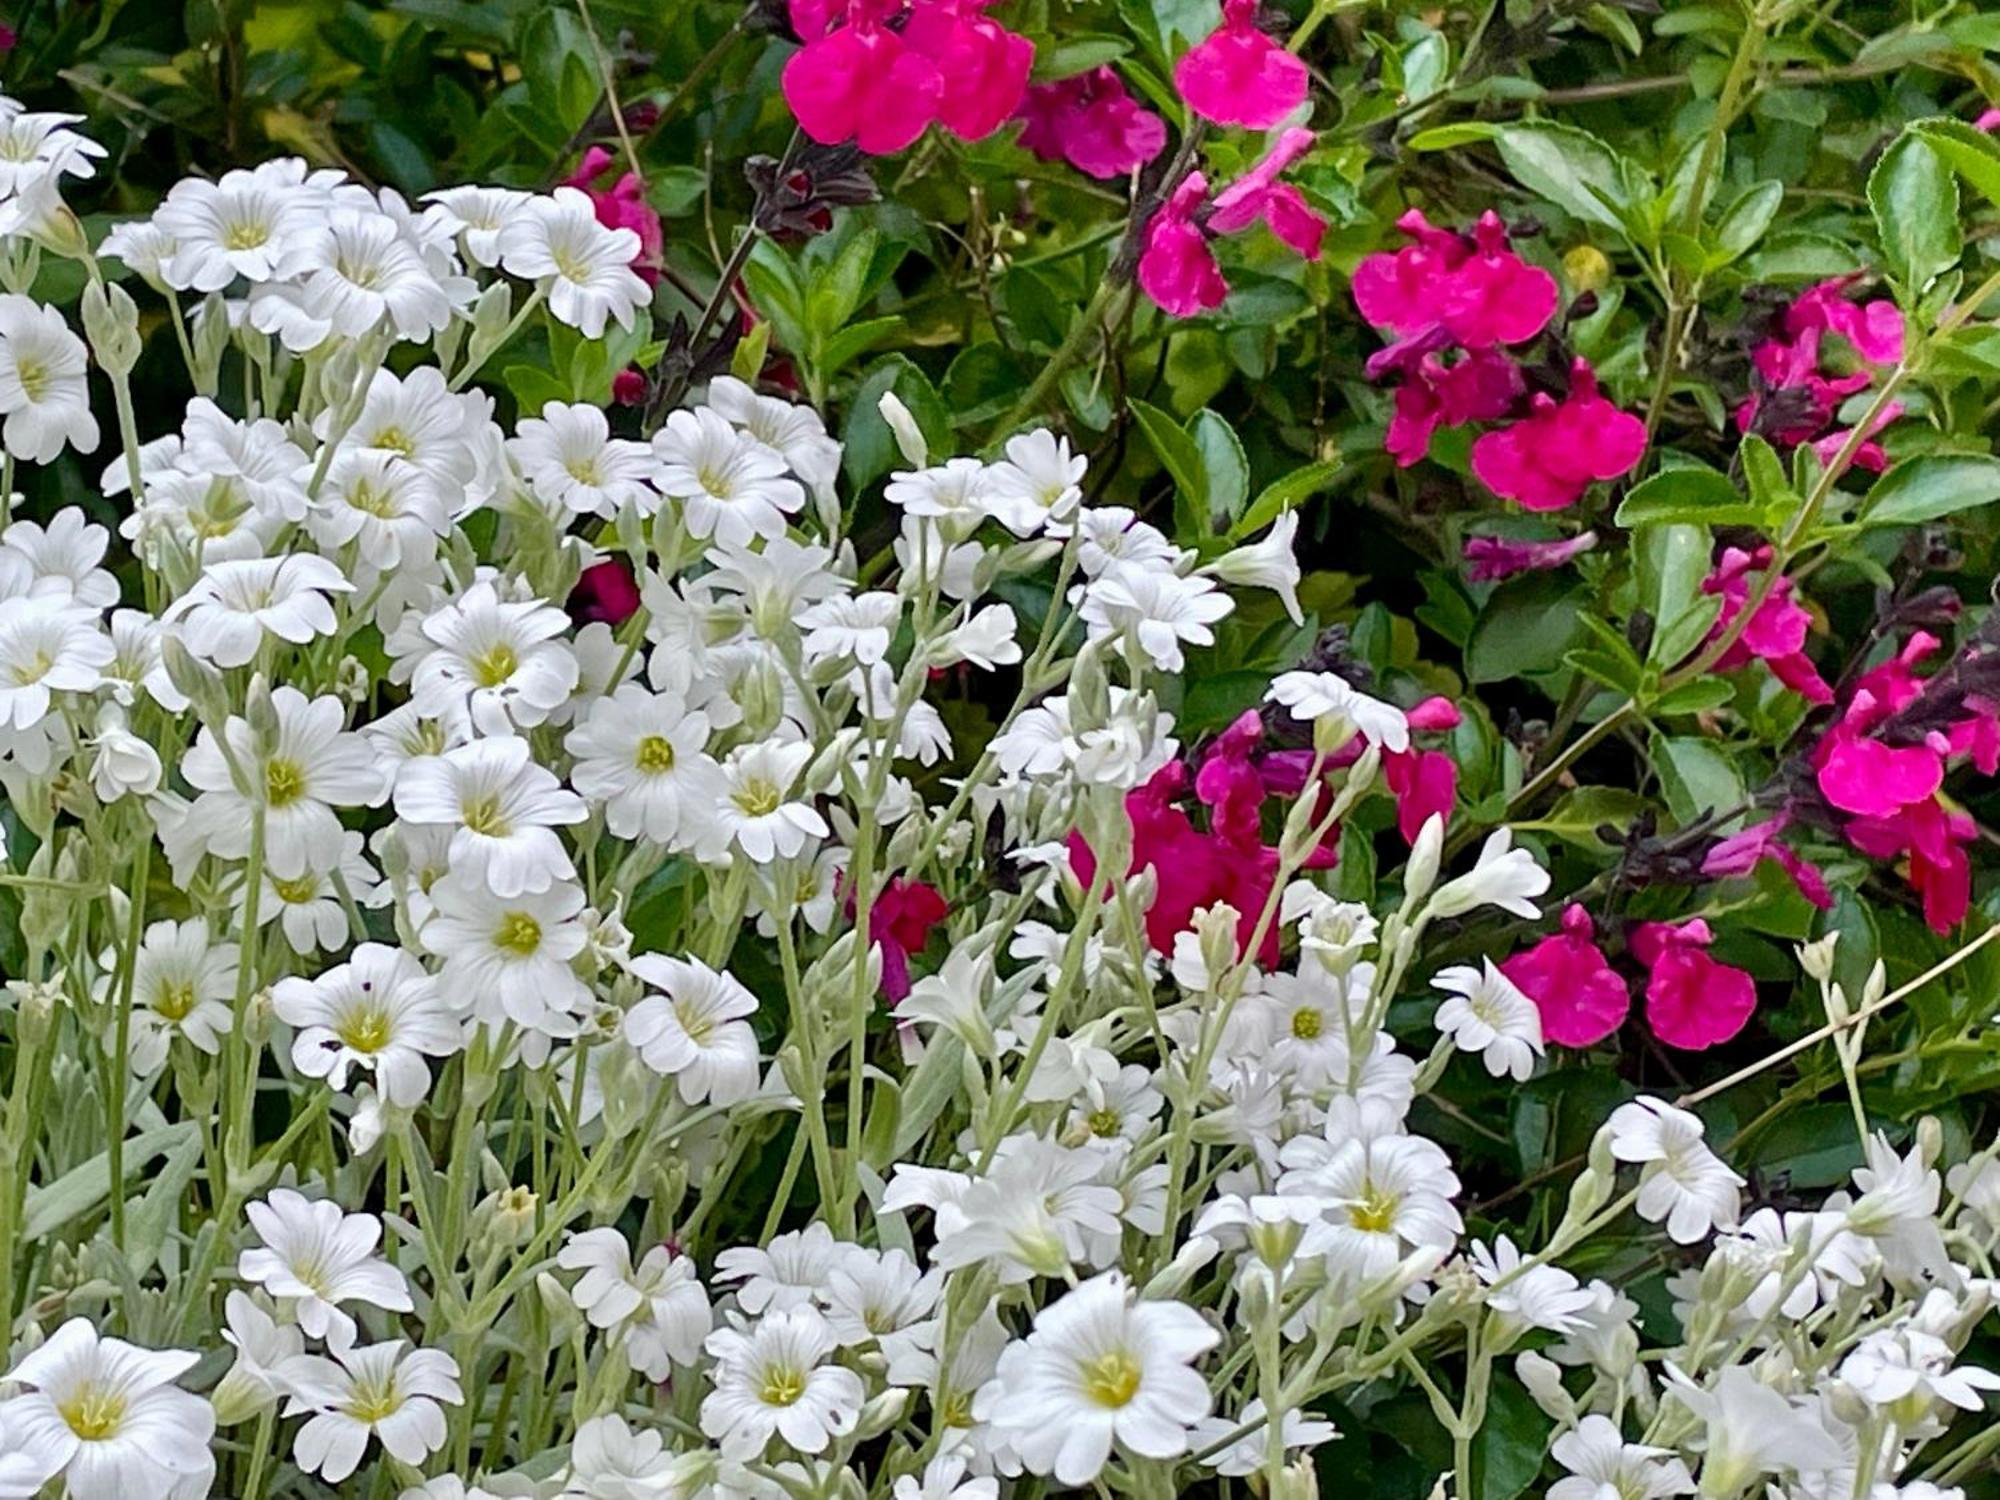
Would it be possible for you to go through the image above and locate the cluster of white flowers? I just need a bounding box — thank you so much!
[0,98,1995,1500]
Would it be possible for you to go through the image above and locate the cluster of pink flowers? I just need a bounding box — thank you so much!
[1352,210,1645,507]
[1016,67,1165,179]
[1700,545,1832,704]
[1738,276,1905,470]
[564,147,665,284]
[1503,905,1760,1052]
[1137,129,1327,318]
[1812,631,1996,932]
[782,0,1033,155]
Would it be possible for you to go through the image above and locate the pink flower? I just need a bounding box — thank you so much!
[1209,128,1327,259]
[1631,918,1758,1051]
[1352,210,1556,350]
[1848,798,1976,933]
[1194,710,1269,848]
[1174,0,1309,130]
[1980,108,2000,131]
[1700,815,1832,910]
[857,876,949,1002]
[1786,276,1903,365]
[569,557,641,627]
[1701,545,1831,704]
[1016,67,1166,179]
[1138,173,1228,318]
[1384,344,1522,466]
[1501,905,1629,1047]
[902,0,1035,141]
[1817,730,1944,818]
[1809,401,1903,473]
[1383,748,1456,843]
[1470,359,1647,511]
[783,17,944,154]
[1462,530,1598,583]
[564,147,666,284]
[1738,277,1903,449]
[612,367,648,406]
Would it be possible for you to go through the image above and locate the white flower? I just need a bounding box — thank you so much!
[1663,1366,1841,1495]
[565,684,721,845]
[698,739,829,865]
[423,185,534,268]
[1607,1097,1743,1244]
[182,686,388,879]
[297,206,468,343]
[154,159,325,290]
[120,916,237,1075]
[934,603,1021,670]
[164,554,351,668]
[563,1412,707,1500]
[931,1139,1124,1283]
[887,457,992,543]
[406,581,579,735]
[1192,1398,1338,1476]
[510,401,658,518]
[238,1189,413,1344]
[625,954,762,1106]
[499,187,650,338]
[700,1306,865,1460]
[706,376,842,507]
[1548,1415,1693,1500]
[104,609,188,711]
[271,942,462,1107]
[1276,1132,1463,1279]
[281,1339,464,1483]
[1266,670,1410,752]
[973,1271,1218,1487]
[1433,960,1544,1080]
[391,736,587,897]
[339,366,495,510]
[1079,562,1233,674]
[0,1318,216,1500]
[1846,1133,1951,1287]
[0,295,99,461]
[212,1291,305,1425]
[652,407,804,546]
[87,703,163,801]
[1427,828,1551,921]
[799,591,901,666]
[1468,1235,1595,1333]
[422,874,591,1038]
[260,831,387,956]
[822,1248,942,1349]
[0,508,118,607]
[981,428,1085,536]
[1206,509,1303,623]
[715,1223,851,1315]
[556,1228,713,1381]
[1840,1322,2000,1414]
[308,449,450,570]
[0,597,111,728]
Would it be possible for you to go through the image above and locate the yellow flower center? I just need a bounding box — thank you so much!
[1087,1108,1123,1138]
[494,911,542,957]
[11,647,52,685]
[155,980,197,1022]
[223,219,270,252]
[57,1384,127,1440]
[334,1002,393,1054]
[471,643,518,688]
[265,757,306,807]
[461,794,511,837]
[732,779,782,818]
[675,999,715,1046]
[12,354,48,403]
[1348,1183,1400,1235]
[1080,1350,1143,1409]
[759,1365,805,1407]
[371,427,415,456]
[1291,1007,1323,1040]
[345,478,400,518]
[272,875,320,904]
[634,734,676,774]
[343,1372,403,1425]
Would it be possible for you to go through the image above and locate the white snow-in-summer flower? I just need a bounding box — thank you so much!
[238,1189,413,1344]
[405,581,580,735]
[1607,1097,1744,1244]
[164,554,352,668]
[153,158,326,291]
[271,942,462,1108]
[980,429,1085,536]
[1547,1415,1693,1500]
[624,954,762,1106]
[1078,562,1233,675]
[391,735,587,898]
[556,1228,713,1381]
[421,874,591,1039]
[1432,960,1544,1080]
[973,1271,1218,1487]
[509,399,658,519]
[280,1339,464,1483]
[652,407,805,547]
[119,916,237,1075]
[699,1306,865,1461]
[697,739,829,865]
[1426,827,1551,922]
[497,187,650,338]
[0,295,100,461]
[564,684,721,846]
[0,596,111,729]
[422,185,534,268]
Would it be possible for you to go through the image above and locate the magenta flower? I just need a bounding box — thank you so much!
[1209,127,1326,259]
[1470,359,1647,511]
[853,875,949,1002]
[1174,0,1309,130]
[1848,798,1977,933]
[1352,210,1556,351]
[1384,344,1522,467]
[1631,918,1758,1051]
[1016,67,1166,179]
[1194,710,1269,847]
[1980,107,2000,131]
[1700,545,1831,704]
[1817,723,1944,819]
[1700,815,1832,910]
[564,147,665,285]
[1738,276,1903,448]
[1138,173,1228,318]
[1808,401,1903,474]
[1383,748,1456,843]
[902,0,1035,141]
[1500,905,1629,1047]
[1462,529,1598,583]
[568,557,641,627]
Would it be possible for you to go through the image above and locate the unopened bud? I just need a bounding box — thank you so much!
[1515,1350,1575,1422]
[81,280,143,375]
[854,1388,909,1440]
[1797,931,1839,983]
[877,391,928,468]
[1563,243,1612,294]
[1402,814,1444,909]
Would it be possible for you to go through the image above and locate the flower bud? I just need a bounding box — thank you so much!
[1516,1350,1576,1423]
[1797,931,1839,982]
[1142,1234,1219,1301]
[1563,243,1612,294]
[1270,1454,1321,1500]
[877,391,928,468]
[854,1388,909,1440]
[1403,814,1444,909]
[81,280,143,376]
[31,204,91,261]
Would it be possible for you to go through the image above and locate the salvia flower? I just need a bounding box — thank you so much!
[1016,67,1166,179]
[1174,0,1309,129]
[1738,275,1904,452]
[1462,529,1599,582]
[1501,904,1630,1047]
[1630,917,1758,1051]
[1137,133,1326,318]
[1701,545,1832,703]
[1470,359,1647,511]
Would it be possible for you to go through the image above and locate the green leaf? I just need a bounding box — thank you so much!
[1495,121,1636,232]
[1233,462,1345,540]
[1654,735,1746,831]
[1710,179,1784,266]
[1189,409,1249,531]
[1130,398,1209,539]
[1031,33,1131,79]
[1635,522,1718,665]
[1910,117,2000,213]
[1739,434,1797,527]
[1862,454,2000,526]
[1466,574,1588,683]
[1870,133,1962,297]
[1518,786,1648,848]
[1406,122,1499,151]
[1616,465,1763,527]
[22,1122,199,1240]
[842,357,951,490]
[816,315,902,377]
[1653,676,1734,714]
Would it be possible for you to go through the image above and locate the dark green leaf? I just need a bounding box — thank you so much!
[1870,133,1962,297]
